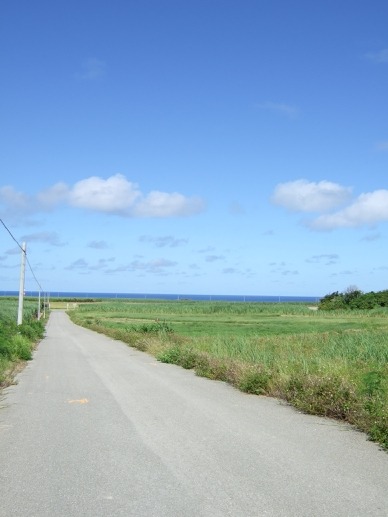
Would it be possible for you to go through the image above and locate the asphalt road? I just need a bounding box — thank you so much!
[1,311,388,517]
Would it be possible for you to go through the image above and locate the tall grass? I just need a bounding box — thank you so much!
[0,298,45,388]
[69,299,388,449]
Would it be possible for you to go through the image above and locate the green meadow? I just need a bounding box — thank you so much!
[69,299,388,450]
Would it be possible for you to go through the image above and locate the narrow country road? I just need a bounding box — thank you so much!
[1,312,388,517]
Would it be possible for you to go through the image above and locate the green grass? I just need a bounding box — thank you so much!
[68,299,388,449]
[0,298,45,388]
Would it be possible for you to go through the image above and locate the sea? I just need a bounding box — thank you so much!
[2,291,321,303]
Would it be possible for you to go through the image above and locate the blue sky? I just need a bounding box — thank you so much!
[1,0,388,297]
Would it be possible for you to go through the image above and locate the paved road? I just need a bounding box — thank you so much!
[1,311,388,516]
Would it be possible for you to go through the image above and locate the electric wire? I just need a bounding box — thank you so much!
[0,218,25,252]
[0,217,45,293]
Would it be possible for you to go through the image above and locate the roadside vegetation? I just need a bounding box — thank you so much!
[69,298,388,450]
[0,298,45,388]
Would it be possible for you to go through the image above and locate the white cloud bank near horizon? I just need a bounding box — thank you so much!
[272,179,388,231]
[0,174,205,221]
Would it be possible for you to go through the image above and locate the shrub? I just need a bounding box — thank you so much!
[157,345,197,369]
[284,374,357,419]
[11,335,33,361]
[239,367,272,395]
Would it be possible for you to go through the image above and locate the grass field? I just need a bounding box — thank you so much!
[0,298,45,388]
[69,299,388,450]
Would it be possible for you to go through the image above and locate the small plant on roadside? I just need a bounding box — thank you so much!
[284,374,356,420]
[239,367,272,395]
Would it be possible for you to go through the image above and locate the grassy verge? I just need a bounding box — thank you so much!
[69,299,388,450]
[0,299,46,389]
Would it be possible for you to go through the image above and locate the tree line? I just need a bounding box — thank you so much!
[319,286,388,310]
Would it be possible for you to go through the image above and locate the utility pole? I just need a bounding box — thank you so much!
[17,242,26,325]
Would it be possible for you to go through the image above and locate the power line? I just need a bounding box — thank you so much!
[0,217,44,293]
[0,218,25,252]
[25,255,43,292]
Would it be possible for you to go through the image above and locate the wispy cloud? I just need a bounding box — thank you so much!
[65,257,115,271]
[365,48,388,63]
[89,258,115,270]
[256,101,299,118]
[222,267,238,274]
[65,258,88,270]
[105,258,177,275]
[77,58,106,80]
[306,254,339,265]
[375,140,388,151]
[5,247,21,256]
[19,231,66,247]
[139,235,188,248]
[197,246,215,254]
[361,232,381,242]
[87,240,109,249]
[373,266,388,271]
[228,201,245,215]
[205,255,224,262]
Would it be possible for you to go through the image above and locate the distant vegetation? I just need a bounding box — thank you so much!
[69,299,388,450]
[318,286,388,311]
[0,299,45,388]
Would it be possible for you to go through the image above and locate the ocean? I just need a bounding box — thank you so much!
[2,291,321,303]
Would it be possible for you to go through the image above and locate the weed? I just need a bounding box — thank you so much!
[239,367,272,395]
[284,374,356,420]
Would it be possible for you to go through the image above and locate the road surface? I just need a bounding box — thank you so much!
[0,311,387,516]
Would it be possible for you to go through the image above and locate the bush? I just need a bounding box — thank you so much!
[239,368,271,395]
[157,345,197,369]
[0,306,45,388]
[284,374,356,419]
[319,287,388,311]
[10,335,33,361]
[19,320,45,341]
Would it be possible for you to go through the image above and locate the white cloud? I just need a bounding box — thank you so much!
[256,101,299,118]
[272,179,352,212]
[308,190,388,230]
[132,191,204,217]
[69,175,204,218]
[0,174,204,220]
[365,49,388,63]
[69,174,141,214]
